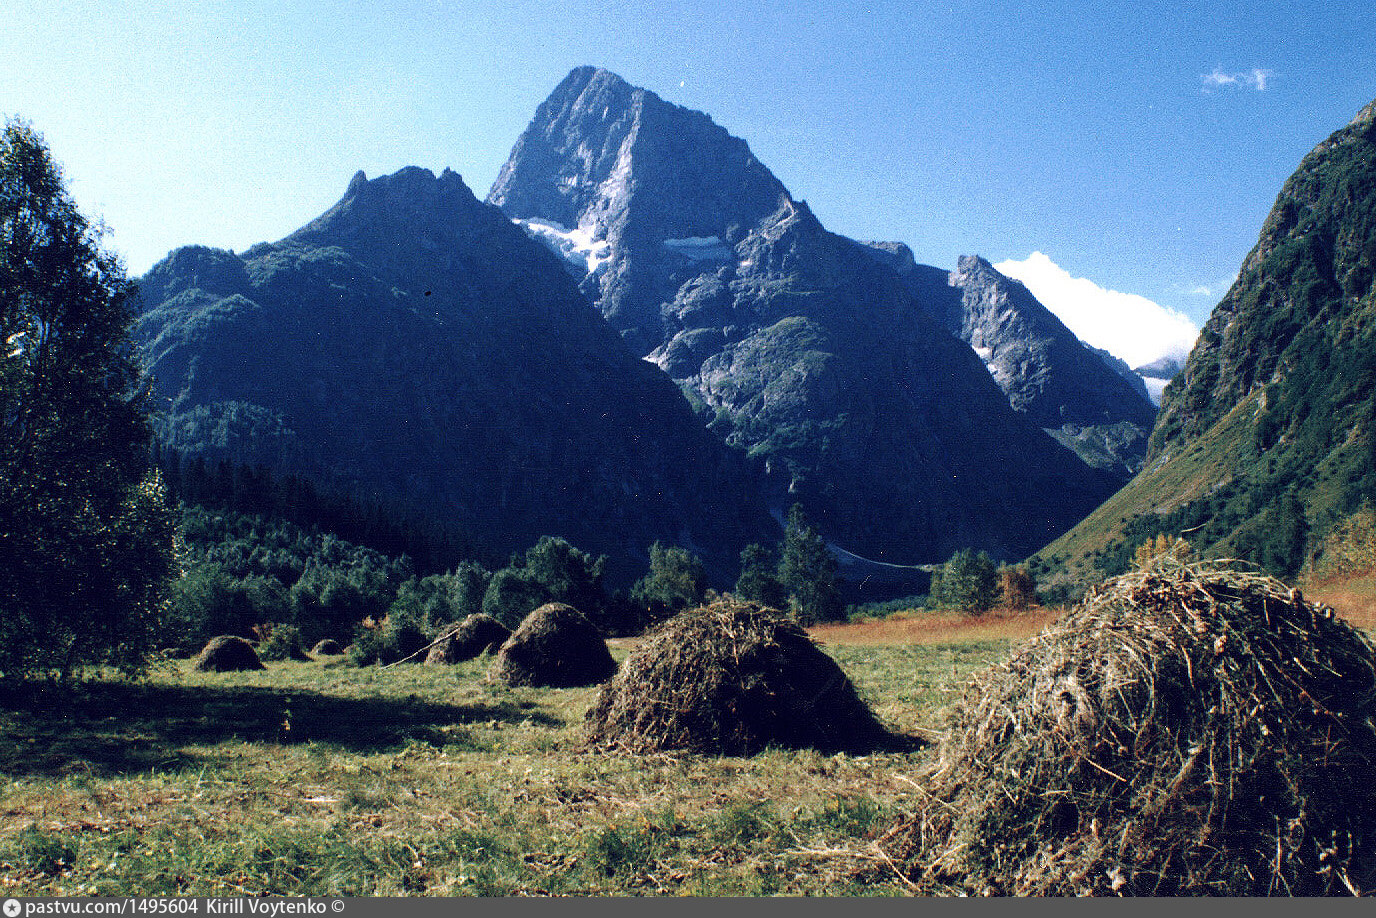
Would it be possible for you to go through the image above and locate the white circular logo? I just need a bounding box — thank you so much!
[3,899,21,918]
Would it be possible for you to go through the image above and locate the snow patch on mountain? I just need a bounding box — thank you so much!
[662,236,732,262]
[514,218,611,276]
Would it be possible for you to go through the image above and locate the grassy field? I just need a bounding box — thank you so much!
[0,624,1019,897]
[5,586,1372,898]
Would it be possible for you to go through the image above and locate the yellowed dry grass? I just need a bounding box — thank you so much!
[809,607,1064,647]
[1306,571,1376,632]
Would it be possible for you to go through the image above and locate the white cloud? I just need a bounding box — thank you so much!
[1180,273,1238,299]
[1202,66,1275,92]
[993,252,1200,370]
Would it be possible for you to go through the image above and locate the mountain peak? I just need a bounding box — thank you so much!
[318,165,481,219]
[954,254,999,278]
[559,65,634,94]
[862,241,917,272]
[940,251,1157,474]
[1351,98,1376,127]
[487,71,1121,564]
[278,165,519,286]
[488,69,786,244]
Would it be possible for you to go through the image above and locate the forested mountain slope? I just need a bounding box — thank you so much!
[1036,98,1376,589]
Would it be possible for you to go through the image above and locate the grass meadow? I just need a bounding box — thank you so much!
[0,614,1038,898]
[1,599,1367,897]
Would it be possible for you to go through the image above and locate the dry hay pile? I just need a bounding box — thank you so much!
[585,598,897,756]
[193,635,266,672]
[488,603,617,688]
[880,560,1376,896]
[311,639,344,656]
[426,613,511,665]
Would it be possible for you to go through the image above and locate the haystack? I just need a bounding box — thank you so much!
[311,639,344,656]
[488,603,616,687]
[426,613,511,665]
[880,560,1376,896]
[193,635,266,672]
[585,598,897,756]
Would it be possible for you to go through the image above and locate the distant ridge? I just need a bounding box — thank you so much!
[865,244,1158,478]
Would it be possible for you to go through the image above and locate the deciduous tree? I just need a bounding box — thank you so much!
[0,119,176,678]
[930,548,998,613]
[631,541,706,625]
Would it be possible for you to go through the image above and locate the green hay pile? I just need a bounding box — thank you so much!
[585,598,897,756]
[310,639,344,656]
[426,613,511,665]
[192,635,265,673]
[880,560,1376,896]
[488,603,616,688]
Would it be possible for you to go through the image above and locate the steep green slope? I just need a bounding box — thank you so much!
[1036,99,1376,591]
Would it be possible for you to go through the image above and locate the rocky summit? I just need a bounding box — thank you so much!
[489,66,1117,565]
[134,166,775,582]
[866,245,1158,479]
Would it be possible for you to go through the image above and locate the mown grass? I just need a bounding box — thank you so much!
[0,636,1016,897]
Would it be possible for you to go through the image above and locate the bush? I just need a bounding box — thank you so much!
[734,543,787,610]
[346,611,429,666]
[253,623,309,662]
[481,567,548,630]
[164,563,257,655]
[482,537,611,630]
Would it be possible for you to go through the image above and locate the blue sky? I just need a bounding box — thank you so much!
[6,0,1375,359]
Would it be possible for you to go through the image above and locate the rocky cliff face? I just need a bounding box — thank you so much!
[865,244,1157,479]
[945,255,1156,478]
[489,67,1117,563]
[1152,98,1376,459]
[135,166,775,582]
